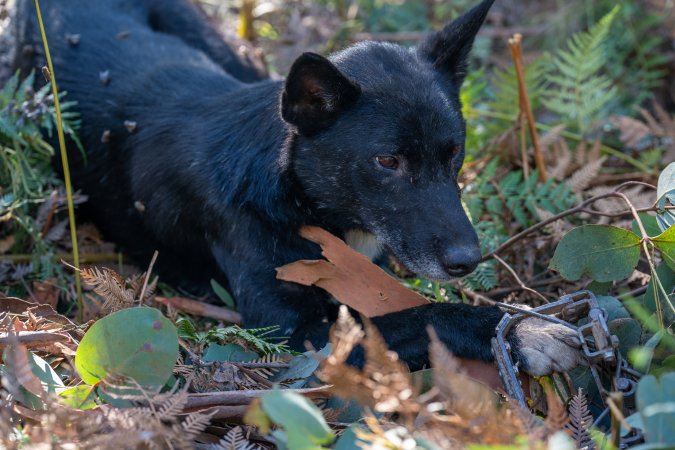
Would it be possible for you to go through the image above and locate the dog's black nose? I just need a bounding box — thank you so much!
[442,246,481,277]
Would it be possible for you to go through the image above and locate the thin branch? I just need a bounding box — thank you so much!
[493,254,549,303]
[483,181,657,261]
[138,250,159,303]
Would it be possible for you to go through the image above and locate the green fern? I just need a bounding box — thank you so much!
[484,55,552,134]
[542,6,620,133]
[205,325,291,355]
[466,166,576,229]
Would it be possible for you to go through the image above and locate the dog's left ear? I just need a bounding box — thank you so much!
[418,0,495,86]
[281,52,361,135]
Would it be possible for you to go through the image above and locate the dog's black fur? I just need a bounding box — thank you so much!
[13,0,584,374]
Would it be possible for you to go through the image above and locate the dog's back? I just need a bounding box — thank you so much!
[14,0,272,285]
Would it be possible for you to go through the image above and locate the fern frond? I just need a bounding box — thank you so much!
[214,426,263,450]
[565,388,593,449]
[542,6,620,133]
[80,266,135,311]
[569,156,606,194]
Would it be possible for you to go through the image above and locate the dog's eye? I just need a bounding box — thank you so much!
[451,146,461,156]
[376,155,399,170]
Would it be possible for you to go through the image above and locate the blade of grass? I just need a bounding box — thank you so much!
[33,0,83,322]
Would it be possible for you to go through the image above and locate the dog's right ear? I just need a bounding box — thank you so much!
[281,53,361,135]
[418,0,495,87]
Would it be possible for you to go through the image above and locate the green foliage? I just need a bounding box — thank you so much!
[246,389,335,449]
[75,307,178,387]
[636,374,675,447]
[465,162,576,230]
[480,55,552,139]
[0,71,82,292]
[176,318,291,355]
[549,224,641,282]
[542,6,620,133]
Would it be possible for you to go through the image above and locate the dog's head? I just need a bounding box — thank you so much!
[281,0,494,280]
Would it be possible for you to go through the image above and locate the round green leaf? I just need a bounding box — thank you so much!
[637,374,675,445]
[549,225,641,282]
[59,385,98,410]
[261,389,334,448]
[653,226,675,272]
[75,307,178,387]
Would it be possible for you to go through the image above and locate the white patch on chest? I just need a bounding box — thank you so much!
[344,229,382,261]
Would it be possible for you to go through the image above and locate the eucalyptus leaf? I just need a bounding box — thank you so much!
[59,385,98,410]
[75,307,178,387]
[632,213,662,238]
[550,225,641,282]
[637,374,675,445]
[652,226,675,272]
[272,344,331,388]
[261,389,334,449]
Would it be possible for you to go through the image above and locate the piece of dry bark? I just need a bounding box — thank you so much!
[276,225,513,392]
[276,226,428,317]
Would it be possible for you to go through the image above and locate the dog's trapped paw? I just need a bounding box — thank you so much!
[510,317,585,376]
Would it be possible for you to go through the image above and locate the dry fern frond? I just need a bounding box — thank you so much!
[80,266,136,312]
[319,306,417,417]
[211,426,264,450]
[565,388,594,449]
[549,139,573,180]
[427,327,498,419]
[612,115,652,149]
[570,155,607,194]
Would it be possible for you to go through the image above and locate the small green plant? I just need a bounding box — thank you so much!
[0,71,82,295]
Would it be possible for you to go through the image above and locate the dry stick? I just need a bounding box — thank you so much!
[155,296,242,324]
[493,254,548,303]
[508,33,547,182]
[0,331,69,349]
[33,0,84,322]
[184,386,330,409]
[518,103,530,179]
[138,250,158,303]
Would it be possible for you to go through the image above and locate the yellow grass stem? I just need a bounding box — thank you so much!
[33,0,83,322]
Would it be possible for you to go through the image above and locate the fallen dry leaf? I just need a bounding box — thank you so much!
[276,226,428,317]
[276,226,514,392]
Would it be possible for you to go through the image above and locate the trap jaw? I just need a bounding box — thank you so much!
[491,290,643,444]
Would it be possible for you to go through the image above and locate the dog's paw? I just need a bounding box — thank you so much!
[509,317,585,376]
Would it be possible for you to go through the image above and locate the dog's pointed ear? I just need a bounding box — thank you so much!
[281,52,361,135]
[418,0,494,86]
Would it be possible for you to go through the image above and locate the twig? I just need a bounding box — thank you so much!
[482,181,657,261]
[508,33,547,182]
[0,331,69,349]
[33,0,83,322]
[155,296,242,324]
[138,250,158,303]
[183,386,330,409]
[493,254,548,303]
